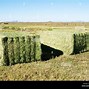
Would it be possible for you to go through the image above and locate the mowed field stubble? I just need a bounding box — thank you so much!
[0,22,89,81]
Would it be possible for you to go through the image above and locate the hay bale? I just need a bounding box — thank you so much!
[0,37,4,66]
[86,33,89,50]
[35,35,41,61]
[73,33,87,53]
[1,37,9,66]
[19,37,26,63]
[14,37,20,64]
[30,36,35,61]
[8,37,15,65]
[25,36,31,62]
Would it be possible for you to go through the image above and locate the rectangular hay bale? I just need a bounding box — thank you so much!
[1,37,9,66]
[19,36,26,63]
[14,37,20,63]
[25,36,31,62]
[86,33,89,50]
[73,33,87,53]
[30,36,35,61]
[8,37,15,65]
[35,35,41,61]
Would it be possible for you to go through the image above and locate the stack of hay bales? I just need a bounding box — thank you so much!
[39,30,89,55]
[73,33,87,53]
[0,33,41,66]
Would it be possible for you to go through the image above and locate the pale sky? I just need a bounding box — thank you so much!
[0,0,89,22]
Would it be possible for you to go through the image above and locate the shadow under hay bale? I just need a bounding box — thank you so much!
[41,44,63,61]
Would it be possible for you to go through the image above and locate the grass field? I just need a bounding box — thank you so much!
[0,22,89,81]
[0,52,89,81]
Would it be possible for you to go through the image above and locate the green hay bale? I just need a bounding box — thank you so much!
[19,37,26,63]
[73,33,87,53]
[82,34,87,52]
[73,34,78,53]
[86,33,89,50]
[35,35,41,61]
[0,37,4,66]
[25,36,31,62]
[30,36,35,61]
[8,37,15,65]
[1,37,9,66]
[14,37,20,64]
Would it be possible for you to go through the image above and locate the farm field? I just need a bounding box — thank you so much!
[0,22,89,81]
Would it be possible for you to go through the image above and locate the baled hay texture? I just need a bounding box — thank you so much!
[0,37,9,66]
[30,36,35,61]
[8,37,15,65]
[19,37,26,63]
[14,37,20,64]
[35,35,41,61]
[73,33,87,54]
[25,36,31,62]
[86,32,89,50]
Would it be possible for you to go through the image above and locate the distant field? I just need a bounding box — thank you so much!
[1,22,89,29]
[0,22,89,81]
[1,22,89,27]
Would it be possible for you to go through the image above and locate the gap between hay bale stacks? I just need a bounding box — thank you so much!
[39,30,89,55]
[39,31,74,55]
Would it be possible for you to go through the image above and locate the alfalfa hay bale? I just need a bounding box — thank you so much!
[1,37,9,66]
[86,32,89,50]
[14,37,20,63]
[8,37,15,65]
[30,36,35,61]
[19,36,26,63]
[73,33,87,54]
[25,36,31,62]
[35,35,41,61]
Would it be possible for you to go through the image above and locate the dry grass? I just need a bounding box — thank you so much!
[0,51,88,81]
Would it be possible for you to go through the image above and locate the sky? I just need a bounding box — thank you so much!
[0,0,89,22]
